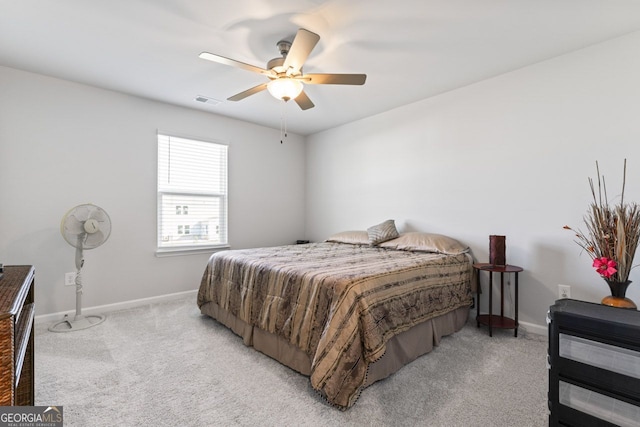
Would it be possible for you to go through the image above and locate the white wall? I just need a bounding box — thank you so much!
[0,66,306,315]
[5,31,640,327]
[305,31,640,331]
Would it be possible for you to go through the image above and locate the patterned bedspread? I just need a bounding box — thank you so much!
[197,242,473,409]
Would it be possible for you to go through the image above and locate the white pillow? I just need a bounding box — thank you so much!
[325,230,370,245]
[380,232,469,255]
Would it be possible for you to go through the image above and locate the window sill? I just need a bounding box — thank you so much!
[155,245,230,257]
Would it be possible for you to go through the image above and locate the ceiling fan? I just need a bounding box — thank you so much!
[199,28,366,110]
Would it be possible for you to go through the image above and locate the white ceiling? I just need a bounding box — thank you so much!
[3,0,640,135]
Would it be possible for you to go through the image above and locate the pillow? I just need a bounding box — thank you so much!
[380,231,469,255]
[325,230,370,245]
[367,219,399,245]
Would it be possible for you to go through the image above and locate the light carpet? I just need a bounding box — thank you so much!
[35,296,548,426]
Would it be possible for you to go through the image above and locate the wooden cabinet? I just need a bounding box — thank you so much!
[0,265,35,406]
[548,299,640,426]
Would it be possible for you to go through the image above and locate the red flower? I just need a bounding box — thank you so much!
[592,257,617,278]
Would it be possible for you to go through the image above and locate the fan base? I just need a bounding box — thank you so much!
[48,314,106,333]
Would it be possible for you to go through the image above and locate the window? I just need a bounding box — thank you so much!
[157,133,228,252]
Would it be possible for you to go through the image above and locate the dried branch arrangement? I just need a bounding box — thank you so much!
[564,159,640,282]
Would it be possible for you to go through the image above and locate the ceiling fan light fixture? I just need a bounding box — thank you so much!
[267,78,303,102]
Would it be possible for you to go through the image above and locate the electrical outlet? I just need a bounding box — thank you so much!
[558,284,571,299]
[65,272,77,286]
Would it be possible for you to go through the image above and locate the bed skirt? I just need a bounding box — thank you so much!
[200,301,469,388]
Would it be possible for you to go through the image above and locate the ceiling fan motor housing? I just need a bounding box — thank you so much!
[277,40,291,56]
[267,57,285,73]
[267,57,303,76]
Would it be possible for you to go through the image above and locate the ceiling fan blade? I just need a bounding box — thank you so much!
[199,52,273,76]
[294,90,314,110]
[283,28,320,75]
[300,73,367,85]
[227,82,269,101]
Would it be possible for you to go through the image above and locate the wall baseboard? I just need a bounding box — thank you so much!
[35,289,198,324]
[518,320,547,336]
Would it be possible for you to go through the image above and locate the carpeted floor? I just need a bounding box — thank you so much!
[35,296,548,426]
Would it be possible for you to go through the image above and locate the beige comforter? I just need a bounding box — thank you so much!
[197,242,473,409]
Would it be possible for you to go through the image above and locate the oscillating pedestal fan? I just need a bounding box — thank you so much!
[49,204,111,332]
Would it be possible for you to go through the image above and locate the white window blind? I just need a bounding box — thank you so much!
[157,133,228,252]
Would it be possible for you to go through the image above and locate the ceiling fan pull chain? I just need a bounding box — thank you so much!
[284,101,288,139]
[280,101,284,143]
[280,100,290,144]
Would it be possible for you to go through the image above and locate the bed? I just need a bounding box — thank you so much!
[197,226,474,409]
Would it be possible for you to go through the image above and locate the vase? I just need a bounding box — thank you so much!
[601,280,637,309]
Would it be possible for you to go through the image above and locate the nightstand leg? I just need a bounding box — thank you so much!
[476,270,481,328]
[514,272,519,337]
[500,272,504,318]
[488,271,493,337]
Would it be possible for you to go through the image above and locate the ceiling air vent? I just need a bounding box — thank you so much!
[194,95,222,106]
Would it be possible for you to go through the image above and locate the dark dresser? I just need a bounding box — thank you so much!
[0,265,35,406]
[548,299,640,426]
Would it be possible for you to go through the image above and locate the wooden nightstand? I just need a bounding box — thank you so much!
[473,263,523,337]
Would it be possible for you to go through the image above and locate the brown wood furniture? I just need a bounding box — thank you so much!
[473,263,522,337]
[0,265,35,405]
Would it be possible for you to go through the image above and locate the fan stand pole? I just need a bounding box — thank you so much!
[48,257,106,333]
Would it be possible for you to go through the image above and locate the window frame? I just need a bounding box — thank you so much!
[156,132,229,256]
